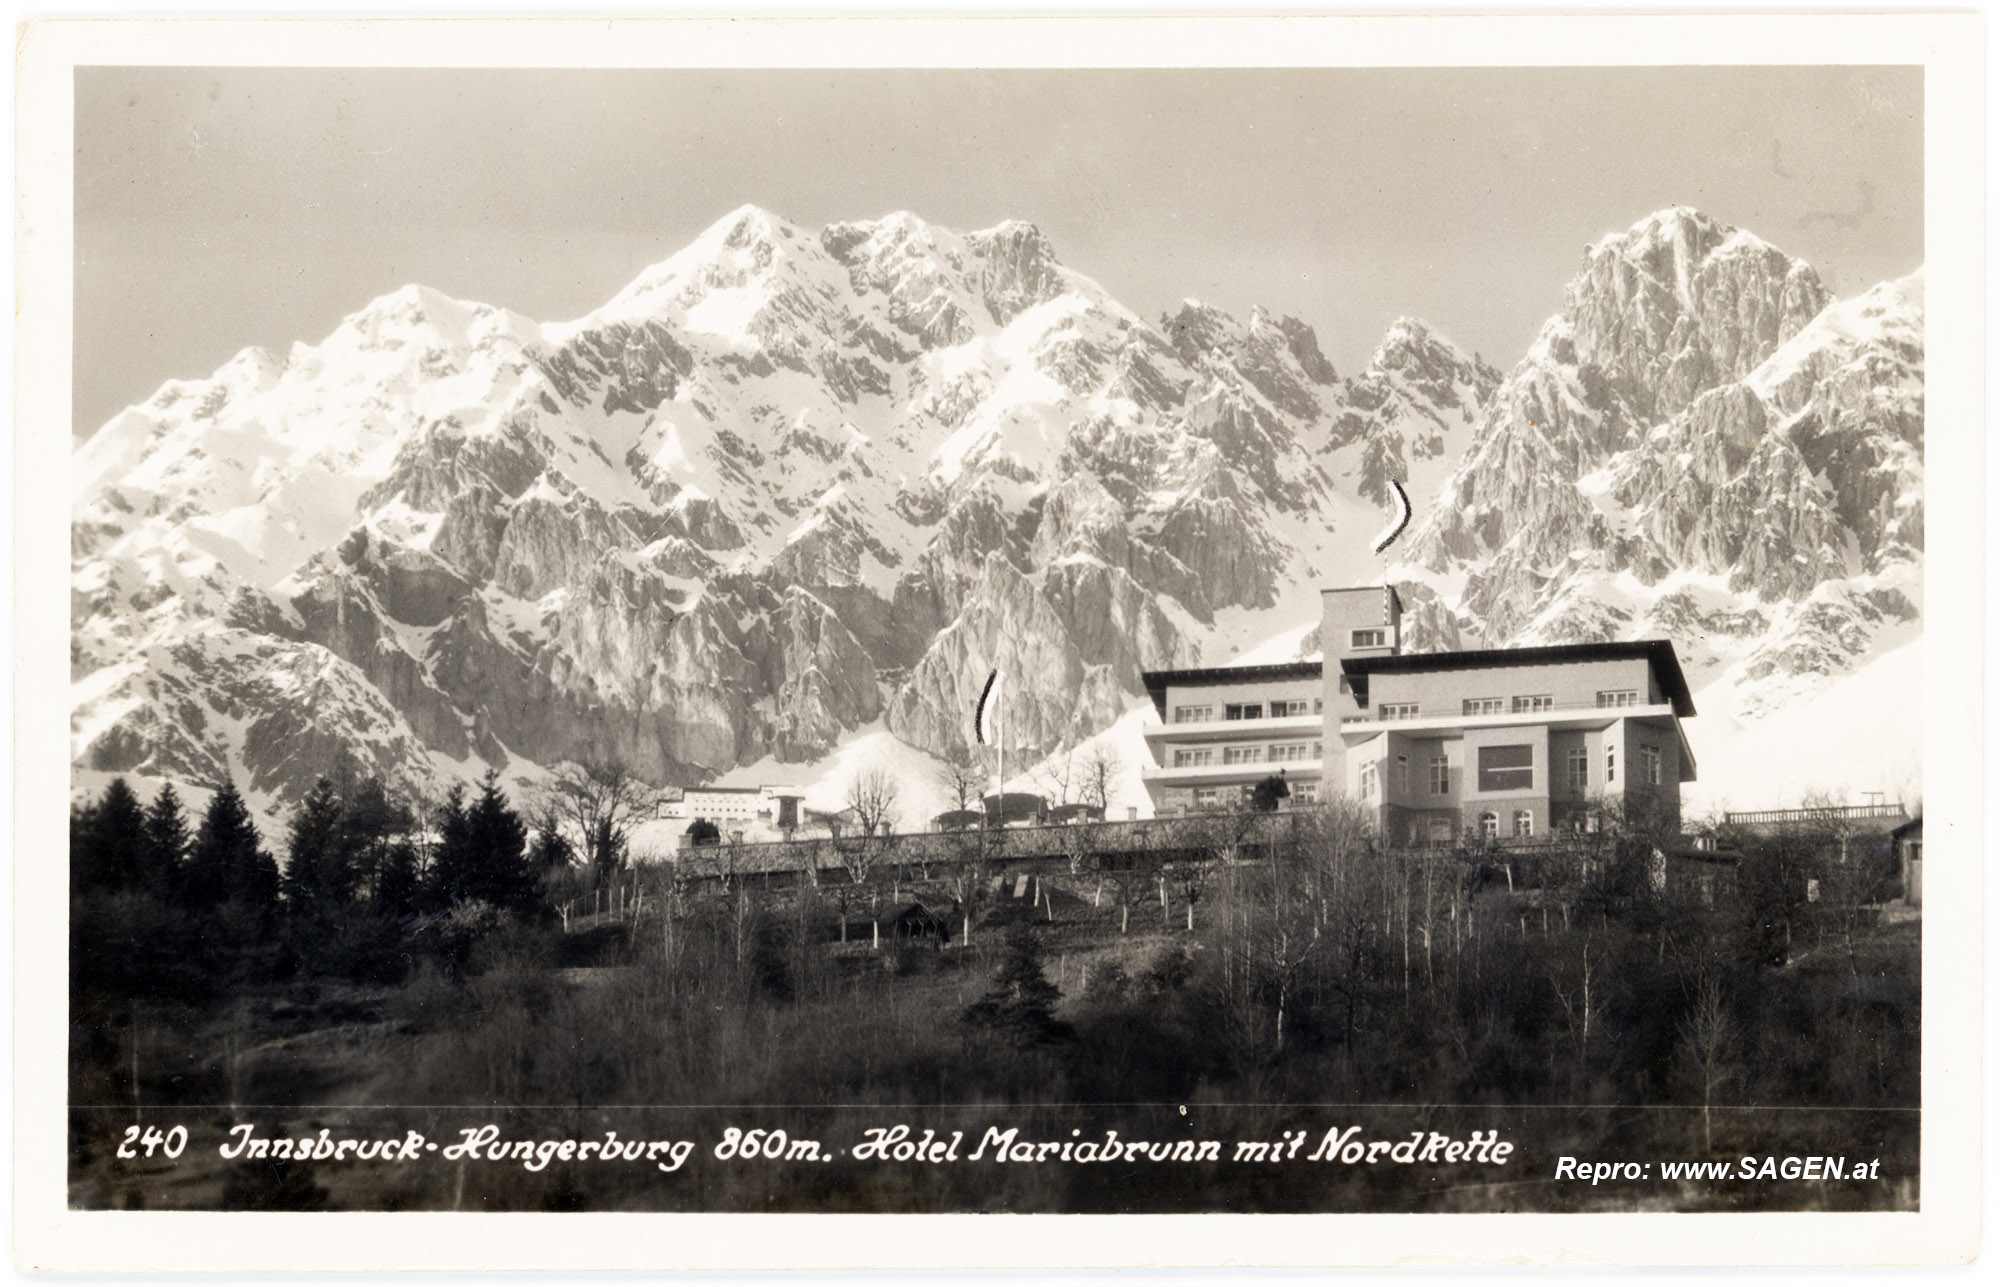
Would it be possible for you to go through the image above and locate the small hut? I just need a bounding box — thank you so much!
[888,901,953,947]
[1890,812,1923,906]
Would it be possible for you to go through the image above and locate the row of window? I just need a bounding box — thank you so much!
[1358,740,1662,796]
[1170,699,1321,724]
[1172,742,1323,768]
[1477,810,1536,839]
[1400,809,1625,844]
[1377,690,1648,720]
[1189,781,1322,807]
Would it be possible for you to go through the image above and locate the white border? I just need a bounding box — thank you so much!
[15,13,1984,1271]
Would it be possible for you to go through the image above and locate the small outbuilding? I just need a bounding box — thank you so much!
[1890,813,1923,907]
[888,901,954,947]
[1648,840,1741,908]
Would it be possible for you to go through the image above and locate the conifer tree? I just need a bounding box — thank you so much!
[70,798,101,900]
[284,778,350,909]
[426,774,538,915]
[141,783,192,896]
[340,776,411,900]
[464,771,536,914]
[375,840,421,919]
[427,784,472,909]
[964,926,1072,1047]
[188,782,278,910]
[75,778,148,894]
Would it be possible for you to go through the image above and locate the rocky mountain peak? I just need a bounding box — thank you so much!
[1403,207,1920,746]
[1565,206,1832,421]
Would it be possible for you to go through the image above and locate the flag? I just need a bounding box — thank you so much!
[974,668,1003,746]
[1371,478,1413,555]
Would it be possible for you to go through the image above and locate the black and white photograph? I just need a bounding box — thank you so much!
[16,11,1984,1271]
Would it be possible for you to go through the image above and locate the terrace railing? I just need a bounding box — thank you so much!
[1722,804,1910,827]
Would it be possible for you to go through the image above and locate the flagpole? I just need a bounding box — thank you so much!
[996,685,1004,828]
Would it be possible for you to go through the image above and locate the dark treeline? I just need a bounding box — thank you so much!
[69,770,584,1108]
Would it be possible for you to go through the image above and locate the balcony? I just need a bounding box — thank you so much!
[1142,759,1324,788]
[1144,712,1322,748]
[1340,700,1677,732]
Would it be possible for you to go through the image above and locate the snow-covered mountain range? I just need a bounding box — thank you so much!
[72,205,1922,822]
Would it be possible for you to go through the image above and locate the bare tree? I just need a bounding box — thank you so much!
[1545,931,1615,1087]
[638,847,701,999]
[846,764,900,838]
[934,745,985,818]
[834,769,899,949]
[1032,747,1079,808]
[945,825,991,946]
[543,757,661,890]
[1678,972,1736,1153]
[1286,795,1388,1049]
[1076,742,1123,813]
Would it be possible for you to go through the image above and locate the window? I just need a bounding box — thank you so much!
[1478,811,1498,840]
[1380,703,1420,721]
[1513,809,1534,838]
[1271,699,1311,718]
[1597,690,1640,708]
[1351,628,1386,648]
[1567,748,1589,792]
[1639,743,1662,786]
[1359,761,1378,798]
[1291,781,1320,804]
[1222,746,1262,765]
[1193,787,1223,807]
[1430,755,1451,795]
[1606,743,1617,783]
[1428,814,1455,843]
[1312,742,1322,759]
[1395,754,1410,792]
[1172,704,1214,724]
[1463,698,1505,716]
[1476,744,1534,792]
[1267,743,1313,763]
[1314,698,1324,714]
[1173,749,1214,768]
[1224,703,1264,721]
[1512,695,1553,713]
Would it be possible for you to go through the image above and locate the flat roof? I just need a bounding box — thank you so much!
[1140,661,1324,717]
[1342,639,1696,717]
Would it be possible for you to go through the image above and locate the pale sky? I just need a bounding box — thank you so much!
[74,66,1923,438]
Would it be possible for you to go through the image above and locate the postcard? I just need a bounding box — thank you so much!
[16,10,1983,1271]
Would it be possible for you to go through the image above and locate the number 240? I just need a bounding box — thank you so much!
[117,1125,187,1159]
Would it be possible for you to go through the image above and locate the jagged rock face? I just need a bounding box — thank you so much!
[1324,318,1503,507]
[74,204,1472,810]
[1406,208,1922,721]
[71,202,1920,815]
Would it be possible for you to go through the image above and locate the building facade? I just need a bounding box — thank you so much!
[1143,585,1697,840]
[660,785,805,842]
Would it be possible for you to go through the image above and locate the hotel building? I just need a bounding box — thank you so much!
[1142,586,1697,842]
